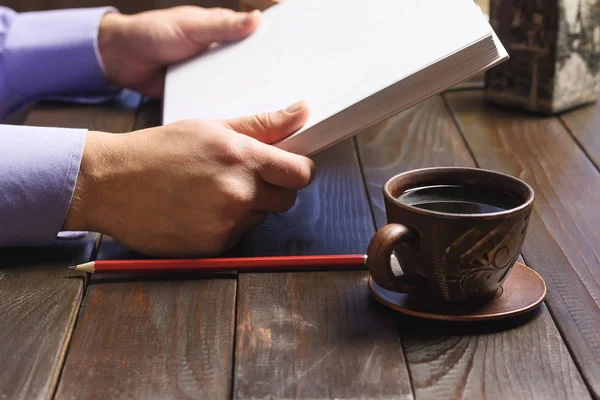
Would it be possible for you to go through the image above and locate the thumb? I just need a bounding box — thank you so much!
[222,101,310,144]
[187,8,261,45]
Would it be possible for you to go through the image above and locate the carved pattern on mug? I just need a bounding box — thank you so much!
[443,214,528,299]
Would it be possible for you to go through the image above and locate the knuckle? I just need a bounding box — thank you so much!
[209,7,235,21]
[220,137,251,165]
[171,5,192,12]
[222,179,253,207]
[293,158,316,187]
[253,112,273,132]
[210,7,229,14]
[169,118,204,134]
[232,188,254,207]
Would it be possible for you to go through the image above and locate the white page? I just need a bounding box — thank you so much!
[164,0,492,131]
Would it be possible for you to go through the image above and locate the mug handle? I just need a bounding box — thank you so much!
[367,223,425,292]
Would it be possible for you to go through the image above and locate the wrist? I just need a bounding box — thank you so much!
[98,12,130,86]
[64,131,122,234]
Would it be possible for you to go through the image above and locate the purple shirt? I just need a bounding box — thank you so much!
[0,6,117,246]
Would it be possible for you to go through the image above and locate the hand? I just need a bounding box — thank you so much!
[97,6,261,97]
[64,101,313,257]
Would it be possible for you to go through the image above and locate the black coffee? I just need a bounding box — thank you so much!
[396,184,522,215]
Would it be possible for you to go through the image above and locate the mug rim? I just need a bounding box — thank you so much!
[383,167,534,219]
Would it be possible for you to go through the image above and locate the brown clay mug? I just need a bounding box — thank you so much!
[367,167,534,303]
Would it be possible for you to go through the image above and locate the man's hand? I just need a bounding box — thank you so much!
[64,101,313,257]
[98,6,261,97]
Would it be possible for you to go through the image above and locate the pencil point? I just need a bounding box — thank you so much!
[70,261,96,273]
[68,265,76,270]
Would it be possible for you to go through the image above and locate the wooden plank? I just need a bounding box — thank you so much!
[234,139,413,399]
[55,99,238,400]
[0,235,98,400]
[356,96,591,400]
[445,90,600,398]
[560,102,600,168]
[0,93,140,400]
[24,91,141,132]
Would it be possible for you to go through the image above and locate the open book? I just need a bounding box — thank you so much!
[163,0,507,156]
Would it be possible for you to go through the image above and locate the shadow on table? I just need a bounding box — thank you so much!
[0,233,98,269]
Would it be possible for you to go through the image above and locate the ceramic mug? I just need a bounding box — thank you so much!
[366,167,534,303]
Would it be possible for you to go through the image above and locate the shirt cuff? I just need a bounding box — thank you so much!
[3,7,118,106]
[0,125,86,246]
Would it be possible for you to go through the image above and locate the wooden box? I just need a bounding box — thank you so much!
[485,0,600,113]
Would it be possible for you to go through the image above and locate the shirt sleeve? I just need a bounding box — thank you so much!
[0,125,86,246]
[0,6,117,246]
[0,6,120,117]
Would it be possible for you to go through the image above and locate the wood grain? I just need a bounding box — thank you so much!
[560,102,600,168]
[55,243,237,399]
[357,96,475,228]
[400,307,589,400]
[0,235,98,400]
[0,94,140,400]
[234,139,413,399]
[55,100,238,400]
[235,271,411,399]
[445,90,600,398]
[356,95,591,400]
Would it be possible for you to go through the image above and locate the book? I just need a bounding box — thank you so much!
[163,0,508,156]
[236,0,489,90]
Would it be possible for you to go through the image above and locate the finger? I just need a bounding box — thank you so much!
[221,100,310,144]
[183,8,261,45]
[249,140,316,190]
[251,183,298,213]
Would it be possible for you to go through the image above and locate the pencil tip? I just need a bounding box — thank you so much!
[68,265,76,270]
[72,261,96,273]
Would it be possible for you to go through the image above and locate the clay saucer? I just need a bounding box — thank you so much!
[368,262,546,321]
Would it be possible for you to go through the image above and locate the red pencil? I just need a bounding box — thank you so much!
[69,254,368,274]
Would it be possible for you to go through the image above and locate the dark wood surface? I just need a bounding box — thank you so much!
[560,102,600,169]
[356,96,590,400]
[2,4,600,393]
[445,90,600,398]
[234,139,413,399]
[0,235,95,400]
[0,93,139,400]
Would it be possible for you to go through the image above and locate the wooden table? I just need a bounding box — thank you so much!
[2,87,600,400]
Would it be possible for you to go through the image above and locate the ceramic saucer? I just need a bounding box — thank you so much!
[368,262,546,321]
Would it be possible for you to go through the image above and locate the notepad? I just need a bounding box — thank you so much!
[163,0,508,156]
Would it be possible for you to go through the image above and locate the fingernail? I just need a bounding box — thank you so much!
[284,100,306,113]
